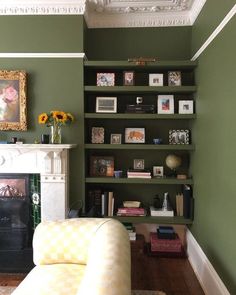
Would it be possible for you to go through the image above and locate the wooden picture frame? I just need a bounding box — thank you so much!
[110,133,122,144]
[134,159,145,170]
[168,71,181,86]
[157,95,174,114]
[91,127,105,143]
[0,70,27,130]
[96,97,117,113]
[96,73,115,86]
[123,71,135,86]
[125,127,145,143]
[90,156,114,177]
[169,129,190,145]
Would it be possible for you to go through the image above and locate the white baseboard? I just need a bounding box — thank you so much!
[186,229,230,295]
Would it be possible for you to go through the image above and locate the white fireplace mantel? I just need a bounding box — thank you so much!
[0,144,76,221]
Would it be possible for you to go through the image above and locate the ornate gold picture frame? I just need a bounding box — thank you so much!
[0,70,27,131]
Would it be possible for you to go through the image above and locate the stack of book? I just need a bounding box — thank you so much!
[117,207,146,216]
[127,170,151,179]
[123,223,136,241]
[150,226,182,254]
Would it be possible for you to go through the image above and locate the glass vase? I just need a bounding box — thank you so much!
[50,124,61,144]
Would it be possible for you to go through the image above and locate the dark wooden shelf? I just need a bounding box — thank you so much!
[85,177,193,185]
[85,113,196,119]
[84,85,197,93]
[113,215,193,225]
[85,144,195,151]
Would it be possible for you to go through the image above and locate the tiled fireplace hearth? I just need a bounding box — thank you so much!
[0,144,76,221]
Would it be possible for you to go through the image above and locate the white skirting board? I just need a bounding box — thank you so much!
[186,229,230,295]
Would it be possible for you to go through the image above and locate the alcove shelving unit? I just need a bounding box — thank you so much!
[83,60,197,225]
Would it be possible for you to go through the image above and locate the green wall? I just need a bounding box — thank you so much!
[191,3,236,293]
[0,16,85,203]
[86,27,192,60]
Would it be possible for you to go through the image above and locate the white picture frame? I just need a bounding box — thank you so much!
[178,100,194,114]
[153,166,164,177]
[157,95,174,114]
[125,128,145,144]
[149,73,163,86]
[96,97,117,113]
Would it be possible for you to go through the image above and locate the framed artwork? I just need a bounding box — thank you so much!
[110,133,122,144]
[96,73,115,86]
[125,127,145,143]
[178,100,194,114]
[149,73,163,86]
[168,71,181,86]
[153,166,164,178]
[157,95,174,114]
[134,159,145,170]
[91,127,104,143]
[0,70,27,131]
[96,97,117,113]
[123,71,135,86]
[169,129,190,145]
[90,156,114,177]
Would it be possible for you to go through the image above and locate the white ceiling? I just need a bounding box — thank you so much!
[0,0,206,28]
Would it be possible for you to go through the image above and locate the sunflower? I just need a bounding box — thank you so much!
[66,112,74,122]
[38,113,48,124]
[51,111,67,123]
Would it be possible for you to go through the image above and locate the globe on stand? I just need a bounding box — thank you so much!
[165,154,182,177]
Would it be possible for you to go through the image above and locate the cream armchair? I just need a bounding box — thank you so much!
[12,218,131,295]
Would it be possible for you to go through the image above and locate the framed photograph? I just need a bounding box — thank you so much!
[179,100,194,114]
[134,159,145,170]
[157,95,174,114]
[153,166,164,177]
[149,73,163,86]
[0,70,27,131]
[91,127,104,144]
[96,97,117,113]
[123,71,135,86]
[168,71,181,86]
[90,156,114,177]
[97,73,115,86]
[110,133,122,144]
[169,129,190,145]
[125,128,145,144]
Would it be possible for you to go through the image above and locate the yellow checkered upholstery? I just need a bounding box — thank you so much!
[12,218,131,295]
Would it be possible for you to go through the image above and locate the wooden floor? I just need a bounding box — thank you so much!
[0,252,205,295]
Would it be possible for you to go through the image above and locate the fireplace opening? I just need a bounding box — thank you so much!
[0,174,40,272]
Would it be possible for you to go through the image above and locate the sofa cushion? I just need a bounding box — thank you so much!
[12,264,86,295]
[33,218,108,265]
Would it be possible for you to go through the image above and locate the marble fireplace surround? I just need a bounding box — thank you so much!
[0,144,76,221]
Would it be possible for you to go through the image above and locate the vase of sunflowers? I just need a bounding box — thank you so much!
[38,110,74,144]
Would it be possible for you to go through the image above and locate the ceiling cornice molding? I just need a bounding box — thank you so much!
[0,0,206,28]
[0,0,86,15]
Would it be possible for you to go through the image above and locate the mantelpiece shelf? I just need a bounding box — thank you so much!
[85,177,193,185]
[113,216,193,225]
[84,86,197,93]
[85,144,195,151]
[85,113,196,119]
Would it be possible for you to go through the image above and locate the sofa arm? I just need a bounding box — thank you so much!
[77,219,131,295]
